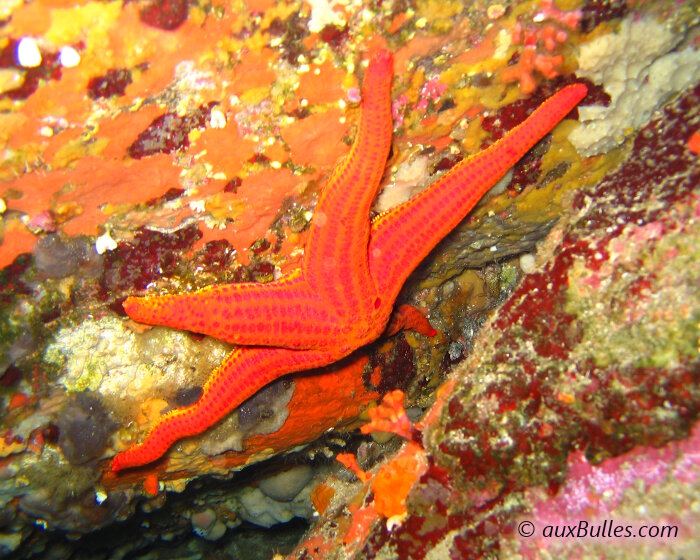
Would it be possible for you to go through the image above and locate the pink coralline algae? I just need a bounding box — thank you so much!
[391,94,410,127]
[532,422,700,522]
[517,422,700,555]
[391,75,447,127]
[415,75,448,112]
[533,0,582,30]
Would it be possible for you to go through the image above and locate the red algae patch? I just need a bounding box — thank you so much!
[281,108,349,168]
[4,156,182,236]
[230,49,278,96]
[0,219,37,268]
[297,60,349,105]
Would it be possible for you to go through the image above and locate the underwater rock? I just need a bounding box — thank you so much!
[259,465,314,502]
[34,235,103,279]
[0,0,697,557]
[236,484,314,529]
[237,379,295,435]
[201,378,295,457]
[190,507,227,541]
[57,392,117,465]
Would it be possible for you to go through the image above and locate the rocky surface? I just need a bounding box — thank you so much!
[0,0,697,558]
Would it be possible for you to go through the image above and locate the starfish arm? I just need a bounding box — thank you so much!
[303,49,394,319]
[383,304,436,337]
[369,84,588,300]
[111,346,337,471]
[123,271,341,350]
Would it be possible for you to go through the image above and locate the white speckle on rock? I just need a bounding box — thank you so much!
[519,253,536,273]
[94,489,108,505]
[17,37,41,68]
[209,107,226,129]
[59,46,80,68]
[95,231,117,255]
[189,199,206,213]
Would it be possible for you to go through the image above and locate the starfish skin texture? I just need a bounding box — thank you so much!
[111,48,587,472]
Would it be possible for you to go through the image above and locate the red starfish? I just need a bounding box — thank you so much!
[111,49,587,472]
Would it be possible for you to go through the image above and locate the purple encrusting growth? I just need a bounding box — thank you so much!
[364,335,417,395]
[99,224,202,298]
[127,103,215,159]
[144,187,185,207]
[262,12,311,64]
[0,254,32,306]
[139,0,189,30]
[87,68,133,99]
[579,0,629,33]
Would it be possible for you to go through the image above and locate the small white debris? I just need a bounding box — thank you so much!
[519,253,536,273]
[95,231,117,254]
[59,46,80,68]
[0,197,6,214]
[189,199,206,213]
[17,37,42,68]
[386,513,407,531]
[209,107,226,129]
[39,126,53,137]
[95,489,108,505]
